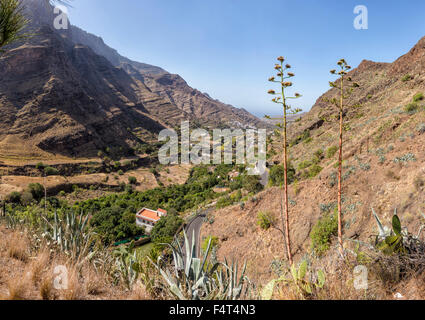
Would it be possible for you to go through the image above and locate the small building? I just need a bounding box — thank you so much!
[136,208,167,233]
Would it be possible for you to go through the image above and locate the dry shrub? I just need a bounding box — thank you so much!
[29,248,50,284]
[7,277,29,300]
[129,281,150,300]
[39,275,54,300]
[7,233,29,262]
[84,267,105,296]
[391,273,425,300]
[61,266,83,300]
[385,170,400,180]
[413,175,424,190]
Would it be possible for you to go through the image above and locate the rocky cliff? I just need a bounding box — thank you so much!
[0,0,268,158]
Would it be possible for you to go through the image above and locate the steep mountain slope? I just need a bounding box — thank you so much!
[68,24,266,128]
[201,37,425,284]
[0,0,267,159]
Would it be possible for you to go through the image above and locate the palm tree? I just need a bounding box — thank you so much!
[0,0,30,52]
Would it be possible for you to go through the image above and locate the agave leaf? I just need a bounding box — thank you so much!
[392,214,402,236]
[385,235,401,247]
[170,283,186,300]
[238,262,247,285]
[191,258,201,280]
[183,230,193,277]
[198,237,212,279]
[372,208,386,238]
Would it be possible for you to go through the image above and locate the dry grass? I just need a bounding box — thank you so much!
[129,281,150,300]
[39,275,54,300]
[0,225,150,300]
[83,267,105,296]
[6,276,29,300]
[7,233,29,262]
[59,266,83,300]
[28,248,50,284]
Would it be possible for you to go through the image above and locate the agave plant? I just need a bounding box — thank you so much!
[1,211,21,229]
[212,258,255,300]
[42,210,95,260]
[152,230,253,300]
[371,208,425,255]
[113,241,140,290]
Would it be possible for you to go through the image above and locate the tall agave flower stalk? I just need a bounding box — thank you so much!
[325,59,358,255]
[266,56,302,265]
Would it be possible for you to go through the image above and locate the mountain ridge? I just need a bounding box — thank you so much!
[0,0,269,159]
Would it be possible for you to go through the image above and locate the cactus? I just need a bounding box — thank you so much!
[261,260,325,300]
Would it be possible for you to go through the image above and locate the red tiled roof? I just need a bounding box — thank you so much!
[157,208,167,214]
[136,208,161,222]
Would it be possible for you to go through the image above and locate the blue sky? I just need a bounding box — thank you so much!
[67,0,425,118]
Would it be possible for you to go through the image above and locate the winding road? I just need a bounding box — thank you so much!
[182,207,214,258]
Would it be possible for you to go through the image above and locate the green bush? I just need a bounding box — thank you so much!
[310,211,338,256]
[308,164,323,178]
[35,162,45,170]
[151,213,183,244]
[6,191,21,204]
[314,149,324,159]
[118,170,124,176]
[302,164,323,179]
[290,130,310,146]
[405,102,419,113]
[257,211,274,230]
[304,137,313,144]
[401,74,413,82]
[90,205,143,245]
[298,160,312,170]
[27,183,44,202]
[201,236,219,252]
[128,176,137,185]
[326,146,338,159]
[231,189,242,202]
[44,166,59,176]
[242,175,263,194]
[269,164,295,186]
[216,196,234,209]
[20,191,34,205]
[413,93,424,102]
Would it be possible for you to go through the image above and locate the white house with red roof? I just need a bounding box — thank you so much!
[136,208,167,232]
